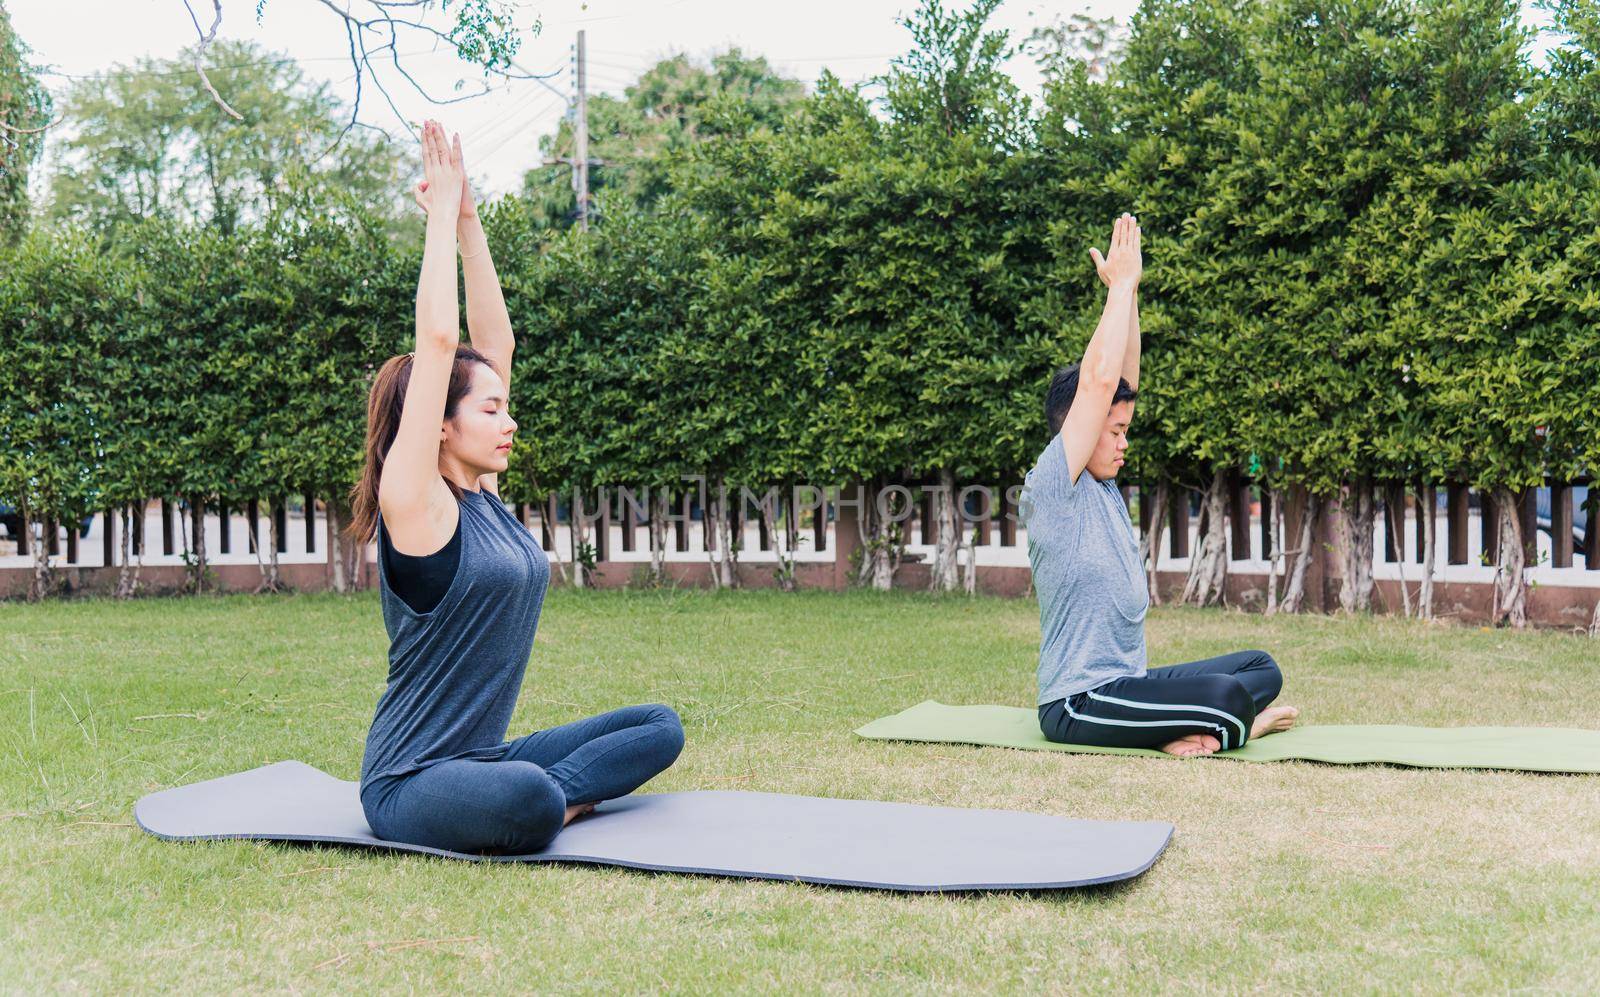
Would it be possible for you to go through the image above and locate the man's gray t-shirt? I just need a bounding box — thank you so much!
[1019,431,1149,705]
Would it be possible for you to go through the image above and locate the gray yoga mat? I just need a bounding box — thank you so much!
[133,761,1173,892]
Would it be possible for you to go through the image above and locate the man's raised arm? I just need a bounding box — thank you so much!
[1059,214,1143,482]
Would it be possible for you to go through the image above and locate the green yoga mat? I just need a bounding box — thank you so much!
[856,701,1600,774]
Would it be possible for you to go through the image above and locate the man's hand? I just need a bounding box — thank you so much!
[1089,213,1142,291]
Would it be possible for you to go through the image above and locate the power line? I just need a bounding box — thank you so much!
[465,92,568,163]
[470,95,568,165]
[556,0,698,27]
[586,47,898,65]
[38,49,567,90]
[768,52,900,62]
[502,57,568,103]
[583,56,653,73]
[584,49,657,62]
[460,88,560,144]
[580,75,640,92]
[37,48,439,83]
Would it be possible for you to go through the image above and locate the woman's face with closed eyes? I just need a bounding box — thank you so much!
[442,362,517,475]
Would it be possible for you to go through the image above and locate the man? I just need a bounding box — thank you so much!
[1019,214,1299,757]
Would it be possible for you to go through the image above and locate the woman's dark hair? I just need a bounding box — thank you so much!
[345,346,495,545]
[1045,363,1139,436]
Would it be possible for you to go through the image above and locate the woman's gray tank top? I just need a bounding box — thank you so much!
[359,487,550,795]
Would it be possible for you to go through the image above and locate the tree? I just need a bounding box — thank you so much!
[127,219,257,593]
[1212,0,1430,616]
[676,78,913,590]
[1021,31,1150,592]
[495,199,704,586]
[0,227,133,600]
[265,186,416,591]
[179,1,546,135]
[46,40,408,236]
[0,0,51,243]
[520,49,805,230]
[1023,11,1127,83]
[873,0,1036,593]
[1068,0,1264,608]
[1536,0,1600,636]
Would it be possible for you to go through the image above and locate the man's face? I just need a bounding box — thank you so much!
[1086,400,1134,481]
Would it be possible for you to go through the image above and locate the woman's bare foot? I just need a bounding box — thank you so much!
[563,802,596,827]
[1251,705,1300,740]
[1159,733,1221,757]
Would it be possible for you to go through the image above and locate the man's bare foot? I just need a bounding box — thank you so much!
[1251,705,1300,740]
[1159,733,1221,757]
[563,802,596,827]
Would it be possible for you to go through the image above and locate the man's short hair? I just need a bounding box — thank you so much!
[1045,363,1138,436]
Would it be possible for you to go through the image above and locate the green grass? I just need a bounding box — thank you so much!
[3,588,1599,992]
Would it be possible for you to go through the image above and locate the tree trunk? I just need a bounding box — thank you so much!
[959,488,979,596]
[247,499,264,588]
[757,491,796,592]
[1337,476,1376,614]
[268,498,282,588]
[1419,484,1436,622]
[779,489,798,590]
[1179,486,1202,601]
[1180,471,1228,607]
[25,498,55,603]
[856,477,905,591]
[187,494,210,595]
[702,478,737,590]
[1490,485,1528,628]
[337,499,366,593]
[718,479,740,589]
[1279,489,1319,615]
[1386,486,1412,618]
[539,492,570,589]
[571,489,592,589]
[649,489,669,587]
[328,500,348,594]
[929,469,961,593]
[1265,487,1284,615]
[254,496,283,593]
[180,499,193,592]
[115,503,143,599]
[703,481,722,591]
[1139,481,1169,607]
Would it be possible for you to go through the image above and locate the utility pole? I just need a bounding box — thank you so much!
[537,31,599,229]
[573,29,589,231]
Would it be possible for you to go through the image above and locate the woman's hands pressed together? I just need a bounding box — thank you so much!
[414,119,469,222]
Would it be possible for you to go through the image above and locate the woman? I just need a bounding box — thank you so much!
[347,120,684,854]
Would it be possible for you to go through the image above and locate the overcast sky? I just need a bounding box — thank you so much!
[10,0,1558,198]
[10,0,1142,196]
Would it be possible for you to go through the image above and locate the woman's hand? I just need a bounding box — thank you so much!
[414,119,466,221]
[1089,213,1142,291]
[412,122,478,221]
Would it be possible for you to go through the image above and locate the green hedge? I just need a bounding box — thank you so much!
[2,0,1595,584]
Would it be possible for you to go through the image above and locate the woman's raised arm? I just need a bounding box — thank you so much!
[411,133,514,394]
[379,120,468,551]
